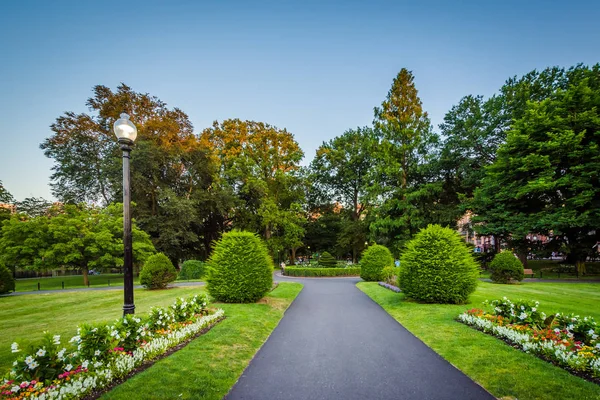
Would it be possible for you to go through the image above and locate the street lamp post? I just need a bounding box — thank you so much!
[113,113,137,315]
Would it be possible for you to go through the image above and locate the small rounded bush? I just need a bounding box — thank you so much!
[399,225,479,304]
[490,251,524,283]
[0,264,15,294]
[318,252,337,268]
[206,231,273,303]
[360,244,394,281]
[178,260,205,280]
[140,253,177,289]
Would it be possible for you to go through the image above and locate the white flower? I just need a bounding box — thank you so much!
[82,360,89,369]
[36,348,46,357]
[11,342,20,353]
[521,306,525,311]
[588,329,595,335]
[11,386,19,393]
[28,361,39,370]
[13,360,18,366]
[568,324,574,331]
[24,356,34,364]
[94,361,103,368]
[123,319,128,325]
[554,328,560,334]
[65,364,73,371]
[592,334,598,340]
[57,348,66,359]
[518,312,527,320]
[94,350,101,356]
[596,343,600,349]
[53,335,61,345]
[532,307,537,312]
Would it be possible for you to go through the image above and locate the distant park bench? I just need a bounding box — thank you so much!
[523,268,534,278]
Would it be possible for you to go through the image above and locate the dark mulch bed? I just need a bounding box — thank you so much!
[458,320,600,386]
[83,316,225,400]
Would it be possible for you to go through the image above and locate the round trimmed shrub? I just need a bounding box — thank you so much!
[0,264,15,294]
[490,251,524,283]
[399,225,479,304]
[206,231,273,303]
[178,260,206,280]
[140,253,177,289]
[360,244,394,281]
[318,252,337,268]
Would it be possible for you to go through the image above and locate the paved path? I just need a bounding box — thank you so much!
[2,281,205,297]
[227,275,494,400]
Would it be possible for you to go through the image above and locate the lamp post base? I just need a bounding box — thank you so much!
[123,303,135,315]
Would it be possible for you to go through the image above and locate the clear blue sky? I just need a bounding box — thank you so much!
[1,0,598,201]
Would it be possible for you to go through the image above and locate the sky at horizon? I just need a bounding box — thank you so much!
[1,0,599,201]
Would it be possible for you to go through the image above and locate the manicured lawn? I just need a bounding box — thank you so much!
[102,282,302,399]
[358,281,600,400]
[14,274,203,291]
[0,285,209,374]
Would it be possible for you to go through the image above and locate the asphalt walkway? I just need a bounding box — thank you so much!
[226,275,494,400]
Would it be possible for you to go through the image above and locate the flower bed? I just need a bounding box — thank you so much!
[1,293,224,399]
[457,297,600,382]
[283,267,360,277]
[378,282,401,293]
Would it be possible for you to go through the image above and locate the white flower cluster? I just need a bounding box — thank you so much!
[5,310,224,400]
[458,312,600,377]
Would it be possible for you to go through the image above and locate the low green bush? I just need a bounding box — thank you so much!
[139,253,177,290]
[283,267,361,277]
[399,224,479,304]
[381,265,396,285]
[360,244,394,281]
[490,251,524,283]
[0,263,15,294]
[178,260,206,280]
[206,230,273,303]
[318,251,337,268]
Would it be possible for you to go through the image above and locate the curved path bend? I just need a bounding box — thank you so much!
[227,275,494,400]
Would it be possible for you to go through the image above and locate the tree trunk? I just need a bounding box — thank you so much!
[82,267,89,287]
[290,247,296,265]
[493,235,501,253]
[576,260,586,276]
[517,251,528,267]
[352,246,357,264]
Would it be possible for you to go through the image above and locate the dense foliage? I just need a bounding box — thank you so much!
[178,260,206,280]
[206,231,273,303]
[399,225,479,303]
[318,251,337,268]
[360,244,394,282]
[489,251,524,283]
[0,263,15,294]
[283,267,360,277]
[139,253,177,289]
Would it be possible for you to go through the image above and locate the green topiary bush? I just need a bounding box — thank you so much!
[399,224,479,304]
[318,251,337,268]
[178,260,206,280]
[489,251,524,283]
[360,244,394,281]
[0,263,15,294]
[139,253,177,289]
[206,230,273,303]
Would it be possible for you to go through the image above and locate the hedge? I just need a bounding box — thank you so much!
[283,267,361,277]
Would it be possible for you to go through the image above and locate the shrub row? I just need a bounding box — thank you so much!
[178,260,206,280]
[283,267,361,277]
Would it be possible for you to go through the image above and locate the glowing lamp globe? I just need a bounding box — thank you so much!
[113,113,137,143]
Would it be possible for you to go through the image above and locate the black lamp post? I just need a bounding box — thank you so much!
[113,113,138,315]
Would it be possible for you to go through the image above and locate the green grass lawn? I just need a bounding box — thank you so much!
[0,285,212,374]
[14,274,204,292]
[102,282,302,399]
[358,281,600,400]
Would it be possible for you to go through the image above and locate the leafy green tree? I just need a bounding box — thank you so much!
[16,197,53,217]
[0,180,14,204]
[370,68,437,253]
[474,64,600,273]
[310,127,376,262]
[41,84,221,263]
[200,119,306,257]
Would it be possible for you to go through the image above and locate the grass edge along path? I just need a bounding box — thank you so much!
[357,282,600,400]
[101,282,303,400]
